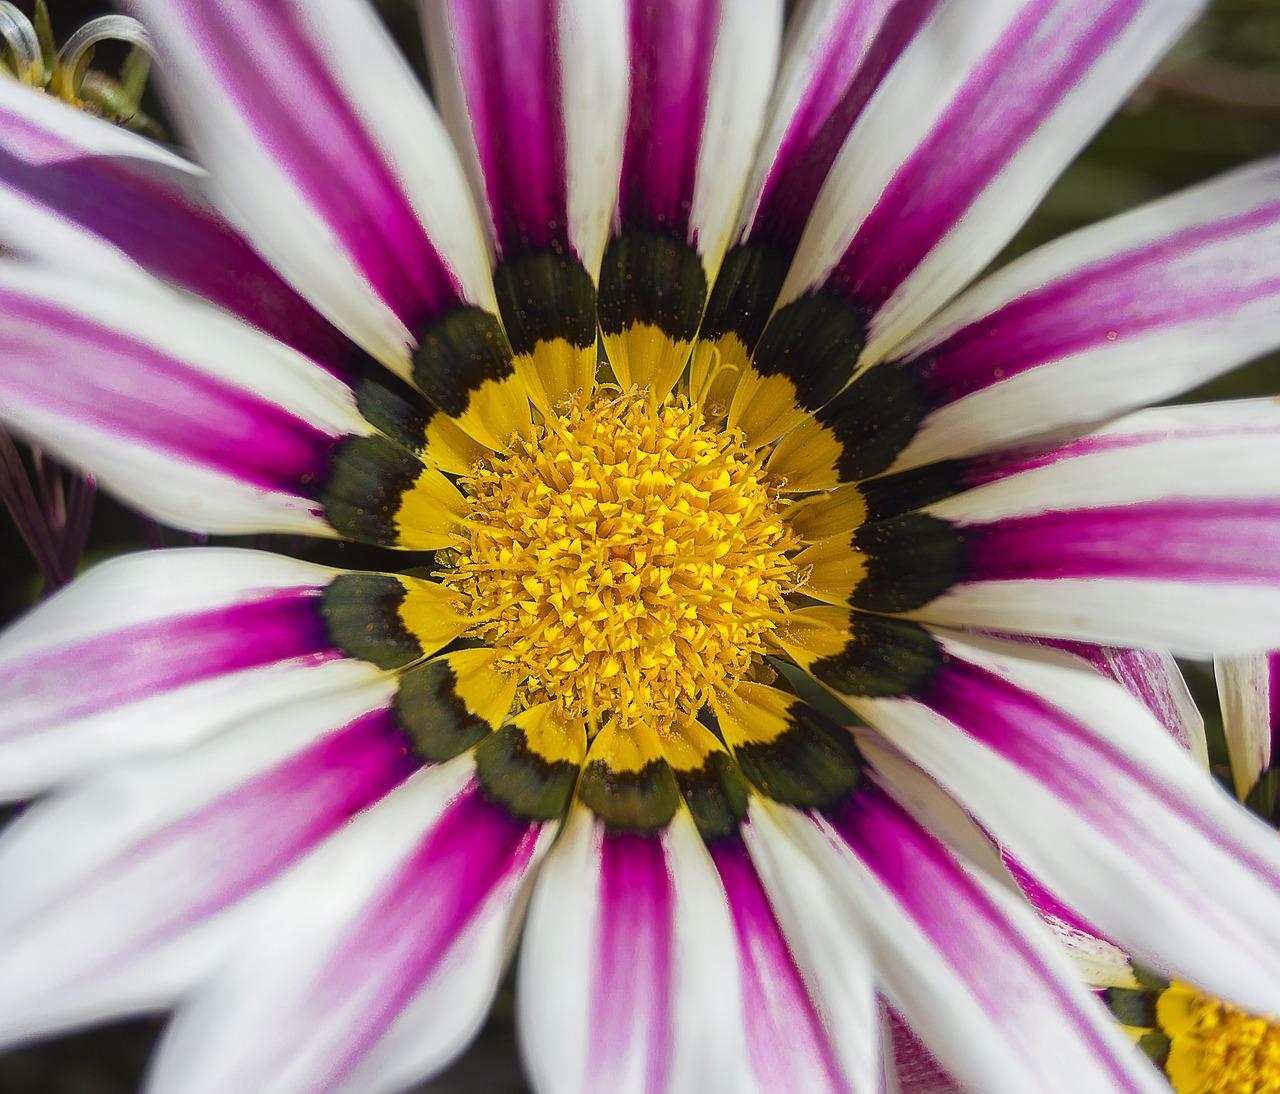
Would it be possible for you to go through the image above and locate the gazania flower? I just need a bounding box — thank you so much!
[3,0,1280,1090]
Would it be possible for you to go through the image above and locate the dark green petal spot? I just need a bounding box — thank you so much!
[493,249,597,355]
[1104,987,1159,1029]
[395,659,492,763]
[850,513,968,613]
[577,757,682,834]
[813,361,930,483]
[475,723,579,822]
[597,231,708,342]
[859,460,967,523]
[699,241,790,350]
[321,573,421,670]
[750,291,868,412]
[1245,766,1280,826]
[733,702,863,810]
[674,751,750,842]
[354,374,436,453]
[322,434,421,546]
[412,306,514,417]
[810,614,944,698]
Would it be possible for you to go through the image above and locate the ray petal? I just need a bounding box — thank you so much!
[519,808,760,1094]
[124,0,496,374]
[145,758,553,1094]
[0,677,406,1050]
[847,632,1280,1016]
[0,80,367,375]
[781,0,1205,364]
[756,791,1167,1094]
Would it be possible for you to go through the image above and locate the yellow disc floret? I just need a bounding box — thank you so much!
[442,389,798,735]
[1159,980,1280,1094]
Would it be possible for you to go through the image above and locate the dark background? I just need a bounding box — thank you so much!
[1,0,1279,1089]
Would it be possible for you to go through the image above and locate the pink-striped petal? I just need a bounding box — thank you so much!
[913,400,1280,654]
[620,0,781,275]
[0,264,370,537]
[519,809,761,1094]
[0,548,360,798]
[146,760,551,1094]
[847,632,1280,1015]
[739,802,882,1093]
[1004,638,1206,766]
[780,0,1204,364]
[751,791,1166,1094]
[125,0,495,372]
[0,678,407,1050]
[878,157,1280,468]
[1216,651,1280,802]
[735,0,937,255]
[710,838,854,1094]
[423,0,627,276]
[0,80,366,375]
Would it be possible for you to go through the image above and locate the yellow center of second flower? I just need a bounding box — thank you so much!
[441,389,798,736]
[1159,981,1280,1094]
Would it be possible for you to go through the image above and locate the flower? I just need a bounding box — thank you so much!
[2,0,1280,1091]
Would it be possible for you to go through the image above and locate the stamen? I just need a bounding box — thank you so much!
[441,389,801,735]
[1158,980,1280,1094]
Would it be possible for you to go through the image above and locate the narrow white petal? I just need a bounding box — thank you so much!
[126,0,495,372]
[1216,651,1278,802]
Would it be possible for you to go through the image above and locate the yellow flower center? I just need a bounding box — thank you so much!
[441,389,799,736]
[1159,981,1280,1094]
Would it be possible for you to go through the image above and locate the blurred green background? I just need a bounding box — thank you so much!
[1,0,1278,1089]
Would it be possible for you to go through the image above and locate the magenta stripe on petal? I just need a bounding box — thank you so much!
[308,785,540,1083]
[828,0,1139,310]
[116,708,415,948]
[620,0,718,237]
[0,294,337,494]
[0,589,336,734]
[711,838,850,1094]
[1006,638,1201,755]
[829,784,1128,1069]
[963,500,1280,585]
[914,203,1280,404]
[172,2,462,331]
[921,656,1280,888]
[591,830,676,1090]
[0,116,366,376]
[447,0,568,255]
[752,0,938,253]
[999,848,1108,940]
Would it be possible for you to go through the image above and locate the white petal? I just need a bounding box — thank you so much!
[0,264,371,537]
[780,0,1204,363]
[763,792,1166,1094]
[887,156,1280,467]
[1216,651,1278,802]
[146,758,551,1094]
[0,548,360,797]
[849,631,1280,1015]
[423,0,628,277]
[742,802,882,1092]
[519,808,757,1094]
[0,674,399,1049]
[125,0,496,372]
